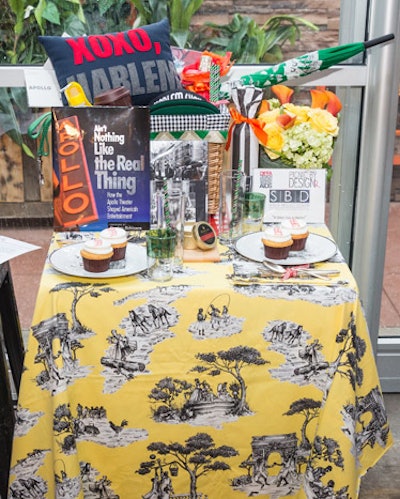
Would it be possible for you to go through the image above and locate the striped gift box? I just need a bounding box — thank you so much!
[230,86,264,175]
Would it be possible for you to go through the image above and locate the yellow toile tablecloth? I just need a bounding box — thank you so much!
[8,227,392,499]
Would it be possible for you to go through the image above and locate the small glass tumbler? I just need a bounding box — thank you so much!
[242,192,266,234]
[146,228,177,282]
[218,170,246,245]
[167,190,186,268]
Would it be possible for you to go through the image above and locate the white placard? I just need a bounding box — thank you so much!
[0,236,41,265]
[252,168,326,223]
[24,66,63,107]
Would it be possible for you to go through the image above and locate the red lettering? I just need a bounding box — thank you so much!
[65,27,161,64]
[59,142,79,156]
[65,38,95,65]
[62,175,83,192]
[59,158,80,173]
[126,28,152,52]
[63,193,90,214]
[105,32,134,56]
[55,114,98,227]
[88,35,113,58]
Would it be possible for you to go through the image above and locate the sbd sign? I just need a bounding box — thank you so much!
[269,190,310,204]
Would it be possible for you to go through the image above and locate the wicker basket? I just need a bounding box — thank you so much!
[207,142,225,215]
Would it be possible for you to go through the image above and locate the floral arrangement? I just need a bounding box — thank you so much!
[180,50,233,101]
[256,85,342,170]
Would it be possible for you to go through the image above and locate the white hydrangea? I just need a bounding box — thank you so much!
[281,122,334,169]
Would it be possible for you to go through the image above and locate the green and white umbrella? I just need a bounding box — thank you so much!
[240,34,394,88]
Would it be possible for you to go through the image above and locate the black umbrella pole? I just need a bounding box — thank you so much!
[364,34,395,49]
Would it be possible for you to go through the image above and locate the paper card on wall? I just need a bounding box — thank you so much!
[24,67,63,107]
[251,168,326,223]
[52,106,151,231]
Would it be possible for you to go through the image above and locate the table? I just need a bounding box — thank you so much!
[8,227,392,499]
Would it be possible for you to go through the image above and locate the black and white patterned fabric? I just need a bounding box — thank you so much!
[150,114,230,133]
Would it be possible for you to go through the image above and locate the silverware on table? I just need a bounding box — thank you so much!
[262,260,340,281]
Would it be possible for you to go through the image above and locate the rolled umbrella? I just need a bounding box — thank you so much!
[240,34,395,88]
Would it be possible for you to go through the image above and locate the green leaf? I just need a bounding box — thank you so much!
[34,0,47,33]
[63,14,87,36]
[8,0,24,18]
[171,30,189,49]
[97,0,115,16]
[21,143,35,158]
[42,2,61,25]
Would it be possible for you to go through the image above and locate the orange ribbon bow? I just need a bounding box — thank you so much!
[225,107,269,151]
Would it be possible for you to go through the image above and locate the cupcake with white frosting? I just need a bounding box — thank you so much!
[80,238,114,272]
[261,226,293,260]
[281,218,309,251]
[100,227,128,261]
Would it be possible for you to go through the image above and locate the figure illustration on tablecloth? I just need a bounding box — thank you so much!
[31,312,90,393]
[188,293,244,339]
[12,405,44,438]
[142,467,174,499]
[11,405,142,497]
[149,346,268,426]
[8,448,81,498]
[100,329,145,377]
[101,303,179,393]
[137,432,238,499]
[29,281,119,393]
[264,312,367,395]
[341,386,391,466]
[232,431,348,498]
[52,402,147,455]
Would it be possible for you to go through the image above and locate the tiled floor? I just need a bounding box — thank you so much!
[1,206,399,498]
[380,203,400,332]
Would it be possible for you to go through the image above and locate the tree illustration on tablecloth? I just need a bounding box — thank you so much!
[284,398,322,452]
[136,432,238,499]
[149,376,193,420]
[280,397,346,497]
[192,346,269,415]
[50,282,116,334]
[333,311,366,389]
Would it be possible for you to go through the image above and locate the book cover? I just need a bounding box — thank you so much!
[52,106,151,231]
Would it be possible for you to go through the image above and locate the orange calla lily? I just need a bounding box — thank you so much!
[310,89,329,109]
[271,84,294,104]
[325,90,342,117]
[258,99,270,115]
[276,113,296,129]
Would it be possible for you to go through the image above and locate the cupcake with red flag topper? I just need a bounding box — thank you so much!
[100,227,128,261]
[281,217,309,251]
[80,239,114,273]
[262,226,293,260]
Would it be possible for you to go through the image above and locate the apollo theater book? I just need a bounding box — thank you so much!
[52,106,151,231]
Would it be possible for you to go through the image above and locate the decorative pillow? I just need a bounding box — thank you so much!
[39,19,182,106]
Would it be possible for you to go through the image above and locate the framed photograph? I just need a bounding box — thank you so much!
[150,140,209,224]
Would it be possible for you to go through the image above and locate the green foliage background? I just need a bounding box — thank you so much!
[0,0,317,155]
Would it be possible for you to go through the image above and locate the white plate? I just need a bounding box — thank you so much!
[49,242,148,278]
[234,232,337,265]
